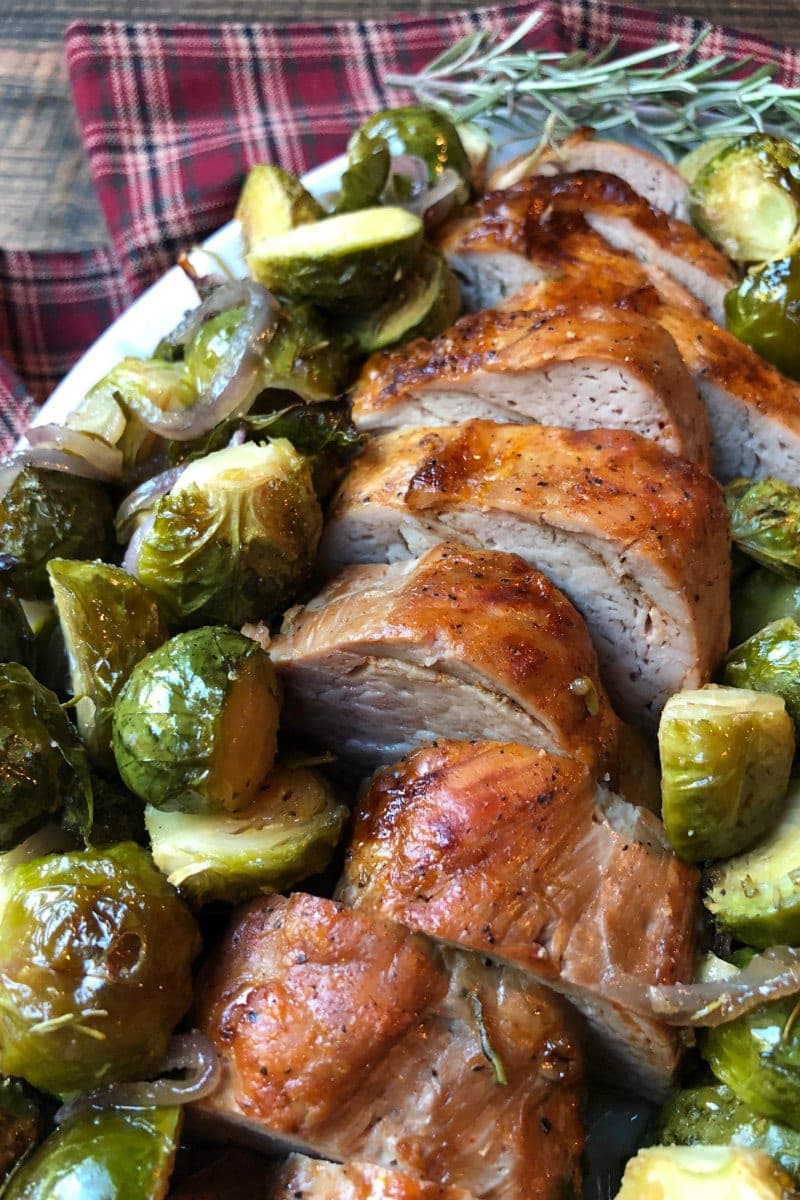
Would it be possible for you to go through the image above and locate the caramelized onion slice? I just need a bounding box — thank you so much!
[55,1031,220,1123]
[649,946,800,1026]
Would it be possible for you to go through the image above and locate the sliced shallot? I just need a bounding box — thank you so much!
[649,945,800,1026]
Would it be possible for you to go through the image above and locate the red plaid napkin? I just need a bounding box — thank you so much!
[2,0,799,452]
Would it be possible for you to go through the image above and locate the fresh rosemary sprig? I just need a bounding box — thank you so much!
[384,9,800,161]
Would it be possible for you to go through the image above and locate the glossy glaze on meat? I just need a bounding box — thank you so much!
[193,893,584,1200]
[349,305,710,468]
[337,739,699,1098]
[319,421,730,725]
[270,541,623,782]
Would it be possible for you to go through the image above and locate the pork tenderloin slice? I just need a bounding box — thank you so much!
[337,740,699,1100]
[350,306,711,469]
[270,541,623,782]
[488,131,691,220]
[193,893,584,1200]
[268,1156,477,1200]
[438,185,706,315]
[319,422,731,727]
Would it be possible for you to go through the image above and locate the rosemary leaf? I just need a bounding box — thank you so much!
[468,988,508,1086]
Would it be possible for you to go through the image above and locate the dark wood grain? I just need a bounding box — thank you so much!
[2,0,799,251]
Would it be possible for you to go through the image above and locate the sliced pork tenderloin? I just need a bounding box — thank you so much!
[337,739,699,1099]
[270,541,623,783]
[349,305,711,469]
[319,421,730,726]
[193,893,584,1200]
[488,130,691,220]
[267,1157,477,1200]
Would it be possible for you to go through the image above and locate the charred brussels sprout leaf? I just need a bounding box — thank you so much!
[145,762,346,905]
[726,254,800,381]
[354,106,471,187]
[0,1078,40,1183]
[113,627,280,814]
[81,774,146,848]
[689,133,800,263]
[731,567,800,645]
[705,774,800,947]
[703,995,800,1132]
[726,477,800,578]
[652,1081,800,1180]
[235,164,324,249]
[0,664,92,850]
[333,135,391,214]
[0,593,33,668]
[47,559,166,769]
[724,618,800,727]
[0,469,115,601]
[0,843,200,1095]
[247,206,424,306]
[658,686,794,862]
[2,1105,181,1200]
[616,1144,796,1199]
[133,440,322,627]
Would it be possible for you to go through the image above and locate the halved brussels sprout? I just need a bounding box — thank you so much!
[247,206,424,305]
[0,592,33,668]
[83,359,195,470]
[113,627,280,814]
[731,567,800,645]
[678,136,736,185]
[145,762,346,905]
[0,663,92,851]
[2,1105,181,1199]
[340,246,460,353]
[726,478,800,578]
[132,440,322,627]
[0,1078,41,1183]
[615,1144,796,1199]
[689,133,800,263]
[185,303,351,403]
[0,468,115,601]
[333,136,391,214]
[235,164,324,249]
[47,559,166,769]
[652,1081,800,1180]
[726,254,800,381]
[354,106,471,187]
[703,994,800,1132]
[705,774,800,946]
[0,843,200,1095]
[724,618,800,727]
[658,686,794,862]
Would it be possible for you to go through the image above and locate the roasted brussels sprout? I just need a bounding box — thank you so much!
[703,994,800,1131]
[132,440,321,627]
[0,592,33,668]
[113,627,280,814]
[82,774,146,848]
[705,774,800,946]
[185,302,350,403]
[724,618,800,727]
[0,664,92,850]
[247,206,424,305]
[678,136,736,185]
[0,843,200,1095]
[0,468,115,601]
[353,106,471,187]
[47,559,166,769]
[82,359,195,470]
[0,1078,40,1182]
[2,1105,180,1199]
[726,253,800,381]
[658,686,794,862]
[652,1081,800,1180]
[615,1144,796,1199]
[731,567,800,645]
[340,245,461,353]
[145,762,346,905]
[726,478,800,578]
[235,164,324,249]
[689,133,800,263]
[333,135,391,214]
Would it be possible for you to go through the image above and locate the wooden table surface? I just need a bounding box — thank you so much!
[2,0,799,253]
